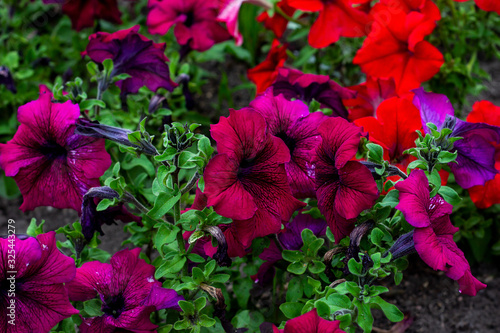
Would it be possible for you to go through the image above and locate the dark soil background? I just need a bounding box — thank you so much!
[1,57,500,332]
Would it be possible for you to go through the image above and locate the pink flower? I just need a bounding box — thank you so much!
[147,0,231,52]
[204,109,305,247]
[395,169,487,296]
[84,25,177,95]
[249,91,327,198]
[0,232,78,333]
[271,308,345,332]
[0,88,111,213]
[67,248,183,332]
[314,117,379,243]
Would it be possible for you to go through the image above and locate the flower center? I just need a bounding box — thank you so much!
[184,11,195,27]
[39,140,67,160]
[102,294,126,319]
[275,131,297,154]
[238,157,256,179]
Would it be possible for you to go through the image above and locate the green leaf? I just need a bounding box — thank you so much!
[155,147,178,162]
[199,314,216,327]
[280,302,304,319]
[325,293,352,312]
[437,150,458,164]
[187,253,205,263]
[155,255,187,279]
[194,297,207,311]
[96,198,115,212]
[79,99,106,110]
[149,192,181,219]
[367,143,384,163]
[192,267,205,284]
[188,230,205,244]
[380,190,399,208]
[286,277,303,302]
[287,261,308,275]
[308,260,326,274]
[367,285,389,297]
[353,299,373,333]
[282,250,305,263]
[83,299,104,317]
[204,260,217,277]
[178,151,197,169]
[155,224,179,257]
[370,296,404,322]
[178,300,195,315]
[210,274,230,283]
[347,258,364,276]
[315,300,331,317]
[370,228,384,247]
[26,218,45,236]
[438,186,461,205]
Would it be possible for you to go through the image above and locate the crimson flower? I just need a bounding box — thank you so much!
[272,68,355,118]
[453,0,500,14]
[84,25,177,95]
[257,0,296,38]
[466,101,500,208]
[413,88,500,188]
[315,117,379,243]
[353,0,443,94]
[204,109,305,247]
[270,308,345,332]
[395,169,487,296]
[354,96,422,170]
[218,0,272,45]
[287,0,371,48]
[343,76,397,121]
[249,91,327,198]
[43,0,122,31]
[0,89,111,213]
[67,248,183,332]
[247,40,288,94]
[147,0,230,52]
[0,232,78,333]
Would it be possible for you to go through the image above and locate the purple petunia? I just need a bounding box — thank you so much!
[0,88,111,213]
[84,25,177,95]
[395,169,487,296]
[412,87,500,189]
[271,68,355,118]
[314,117,379,243]
[249,90,327,198]
[67,248,183,332]
[0,232,78,333]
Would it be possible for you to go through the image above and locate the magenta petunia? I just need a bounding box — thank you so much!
[204,109,305,247]
[147,0,231,52]
[271,308,345,333]
[395,169,487,296]
[84,25,177,95]
[0,89,111,213]
[67,248,183,332]
[413,87,500,189]
[249,90,327,198]
[314,117,379,243]
[0,232,78,333]
[271,68,355,118]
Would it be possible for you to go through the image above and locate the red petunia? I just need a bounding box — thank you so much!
[257,0,296,38]
[354,96,422,170]
[353,0,443,94]
[272,308,345,333]
[314,117,379,243]
[247,40,288,94]
[204,109,305,247]
[454,0,500,15]
[343,76,397,121]
[467,101,500,208]
[288,0,371,48]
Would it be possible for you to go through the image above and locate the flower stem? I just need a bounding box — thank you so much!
[171,154,188,275]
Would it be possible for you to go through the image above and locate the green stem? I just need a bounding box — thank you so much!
[446,0,458,21]
[171,154,188,275]
[275,6,306,26]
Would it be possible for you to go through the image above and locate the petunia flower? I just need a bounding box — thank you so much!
[147,0,231,52]
[43,0,122,31]
[67,248,184,332]
[343,76,397,121]
[412,88,500,188]
[287,0,371,48]
[218,0,272,45]
[84,25,177,96]
[271,68,355,118]
[247,39,288,94]
[395,169,487,296]
[353,0,443,94]
[0,88,111,213]
[453,0,500,15]
[354,96,422,170]
[204,108,305,247]
[253,212,327,284]
[257,0,296,38]
[314,117,379,243]
[466,101,500,208]
[249,91,327,198]
[270,308,345,332]
[0,232,79,333]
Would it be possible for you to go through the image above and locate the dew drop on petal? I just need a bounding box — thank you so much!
[42,244,48,250]
[147,276,154,283]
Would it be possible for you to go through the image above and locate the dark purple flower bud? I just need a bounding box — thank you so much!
[0,66,16,93]
[342,221,374,275]
[81,186,141,241]
[76,119,157,155]
[387,231,416,260]
[148,94,167,114]
[203,225,232,267]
